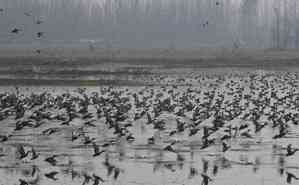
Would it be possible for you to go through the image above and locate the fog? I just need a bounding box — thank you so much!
[0,0,298,49]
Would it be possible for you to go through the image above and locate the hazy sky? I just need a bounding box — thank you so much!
[0,0,297,49]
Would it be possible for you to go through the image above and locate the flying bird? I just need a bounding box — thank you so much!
[37,32,44,38]
[36,19,43,24]
[11,28,22,34]
[24,12,32,16]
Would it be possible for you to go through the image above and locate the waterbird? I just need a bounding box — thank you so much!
[82,173,92,185]
[92,174,104,185]
[163,141,177,153]
[42,127,60,136]
[24,12,32,16]
[11,28,22,34]
[19,179,29,185]
[113,167,120,180]
[35,49,41,54]
[286,144,299,157]
[36,19,43,24]
[92,142,105,157]
[17,144,30,159]
[44,155,58,166]
[286,172,299,184]
[222,142,230,152]
[31,147,39,160]
[201,173,213,185]
[44,171,59,181]
[37,32,44,38]
[0,134,11,142]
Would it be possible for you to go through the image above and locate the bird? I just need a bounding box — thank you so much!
[222,142,230,152]
[92,174,104,185]
[30,147,39,160]
[92,142,105,157]
[37,32,44,38]
[11,28,22,34]
[0,134,11,142]
[19,179,29,185]
[35,49,41,54]
[82,173,92,185]
[201,173,213,185]
[24,12,32,16]
[44,155,58,166]
[36,19,43,24]
[17,144,30,159]
[113,168,120,180]
[286,172,299,184]
[31,165,39,177]
[42,127,60,136]
[286,144,299,157]
[44,171,59,181]
[163,141,177,153]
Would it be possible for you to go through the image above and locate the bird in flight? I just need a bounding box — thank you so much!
[36,19,43,25]
[37,32,44,38]
[24,12,32,16]
[11,28,22,34]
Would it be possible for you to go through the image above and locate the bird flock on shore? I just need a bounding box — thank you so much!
[0,70,298,185]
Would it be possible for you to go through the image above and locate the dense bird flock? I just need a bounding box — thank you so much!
[0,70,299,185]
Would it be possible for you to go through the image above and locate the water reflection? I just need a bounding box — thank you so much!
[0,70,298,185]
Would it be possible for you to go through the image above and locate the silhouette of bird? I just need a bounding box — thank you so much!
[31,147,39,160]
[222,142,230,152]
[37,32,44,38]
[286,172,299,184]
[42,127,60,136]
[189,167,198,179]
[82,173,92,185]
[212,165,218,176]
[19,179,29,185]
[44,171,59,181]
[92,142,105,157]
[92,174,104,185]
[163,141,177,152]
[201,173,213,185]
[24,12,32,16]
[17,144,30,159]
[44,155,58,166]
[113,168,120,180]
[31,165,39,177]
[35,49,41,54]
[36,19,43,24]
[11,28,22,34]
[0,134,10,142]
[286,144,299,157]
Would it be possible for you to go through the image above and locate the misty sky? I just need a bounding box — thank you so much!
[0,0,298,49]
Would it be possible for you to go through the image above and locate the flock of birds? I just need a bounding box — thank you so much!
[0,2,298,185]
[0,0,225,54]
[0,8,44,54]
[0,70,298,185]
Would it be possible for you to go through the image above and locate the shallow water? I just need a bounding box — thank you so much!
[0,69,299,185]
